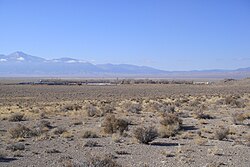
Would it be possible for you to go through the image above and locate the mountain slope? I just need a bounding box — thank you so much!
[0,51,249,78]
[0,51,165,76]
[6,51,46,62]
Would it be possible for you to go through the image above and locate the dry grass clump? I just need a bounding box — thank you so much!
[123,101,142,114]
[100,104,115,115]
[194,137,208,146]
[8,113,25,122]
[158,113,182,138]
[214,127,229,140]
[134,126,158,144]
[37,120,52,132]
[60,104,82,112]
[82,130,99,138]
[6,143,25,151]
[85,155,121,167]
[194,110,213,119]
[218,96,246,108]
[84,104,99,117]
[61,131,74,138]
[9,124,37,138]
[102,115,129,135]
[83,140,99,147]
[189,99,201,107]
[164,105,176,113]
[53,127,67,135]
[146,101,175,113]
[232,112,246,125]
[145,101,162,113]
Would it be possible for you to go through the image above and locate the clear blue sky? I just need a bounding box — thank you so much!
[0,0,250,70]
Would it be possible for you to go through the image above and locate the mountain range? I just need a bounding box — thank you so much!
[0,51,249,79]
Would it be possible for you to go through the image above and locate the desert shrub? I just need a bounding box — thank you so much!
[82,130,98,138]
[194,110,213,119]
[245,134,250,147]
[53,127,66,135]
[123,102,142,114]
[8,113,25,122]
[100,104,115,116]
[146,101,176,113]
[223,96,245,108]
[9,124,37,138]
[39,120,52,129]
[189,99,201,107]
[83,140,99,147]
[102,115,129,135]
[6,143,25,151]
[214,127,229,140]
[85,155,121,167]
[134,126,158,144]
[158,125,180,138]
[85,104,99,117]
[160,113,182,126]
[145,101,161,112]
[165,105,176,113]
[159,113,182,137]
[35,120,53,135]
[232,112,246,125]
[60,104,82,112]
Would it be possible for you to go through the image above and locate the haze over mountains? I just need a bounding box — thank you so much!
[0,51,249,79]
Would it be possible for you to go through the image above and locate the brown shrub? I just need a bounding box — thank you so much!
[214,127,229,140]
[232,112,246,125]
[194,110,213,119]
[9,124,37,138]
[83,140,99,147]
[223,96,245,108]
[60,104,82,112]
[123,102,142,114]
[84,104,99,117]
[82,130,98,138]
[159,113,182,137]
[8,113,25,122]
[102,115,129,135]
[6,143,25,151]
[85,155,121,167]
[100,104,115,116]
[53,127,67,135]
[134,126,158,144]
[160,113,182,126]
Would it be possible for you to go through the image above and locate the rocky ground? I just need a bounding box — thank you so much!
[0,79,250,167]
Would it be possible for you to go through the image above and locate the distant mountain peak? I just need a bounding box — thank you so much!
[7,51,45,62]
[0,51,249,78]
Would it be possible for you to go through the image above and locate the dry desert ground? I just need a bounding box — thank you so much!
[0,79,250,167]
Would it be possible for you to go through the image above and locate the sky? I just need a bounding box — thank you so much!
[0,0,250,71]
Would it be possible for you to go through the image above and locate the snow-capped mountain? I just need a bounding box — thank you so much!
[0,51,166,76]
[0,51,249,78]
[3,51,46,62]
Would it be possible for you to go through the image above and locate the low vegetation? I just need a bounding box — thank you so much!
[134,126,158,144]
[9,124,37,138]
[1,79,250,166]
[102,115,129,135]
[158,113,182,137]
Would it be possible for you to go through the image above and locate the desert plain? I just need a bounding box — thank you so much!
[0,78,250,167]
